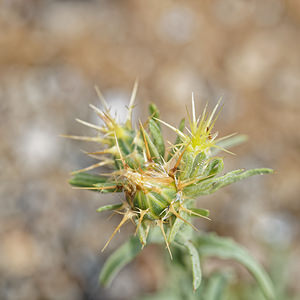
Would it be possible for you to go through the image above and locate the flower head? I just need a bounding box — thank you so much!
[65,83,273,257]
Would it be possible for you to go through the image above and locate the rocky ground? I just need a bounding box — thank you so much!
[1,1,300,299]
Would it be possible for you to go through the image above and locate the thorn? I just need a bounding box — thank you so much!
[71,185,118,190]
[143,224,150,249]
[94,85,110,112]
[114,133,127,169]
[87,147,117,155]
[178,174,214,189]
[89,103,104,117]
[75,118,105,132]
[180,205,211,221]
[192,92,196,124]
[60,134,102,143]
[71,160,114,175]
[207,97,222,127]
[185,126,193,136]
[135,209,149,235]
[127,79,139,126]
[213,144,235,155]
[107,211,118,221]
[198,102,208,130]
[139,121,152,161]
[157,219,173,259]
[105,203,127,221]
[101,210,135,252]
[169,141,191,176]
[154,118,186,139]
[185,104,193,132]
[215,132,237,143]
[169,204,199,232]
[80,150,111,161]
[89,104,113,128]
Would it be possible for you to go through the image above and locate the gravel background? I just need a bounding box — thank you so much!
[1,1,300,299]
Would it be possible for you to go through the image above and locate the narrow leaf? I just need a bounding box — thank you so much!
[184,168,273,198]
[190,208,210,218]
[189,152,207,178]
[168,210,190,244]
[94,182,122,193]
[140,125,161,161]
[185,240,202,290]
[168,217,184,244]
[136,220,150,247]
[99,236,142,286]
[203,158,224,177]
[149,119,165,158]
[96,203,123,212]
[205,273,229,300]
[69,172,107,189]
[180,152,195,180]
[196,233,275,300]
[149,103,161,127]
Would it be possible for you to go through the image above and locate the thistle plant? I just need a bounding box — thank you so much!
[65,82,274,299]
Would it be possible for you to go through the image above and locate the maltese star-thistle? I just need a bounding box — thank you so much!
[64,82,274,297]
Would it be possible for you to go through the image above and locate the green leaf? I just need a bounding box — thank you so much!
[184,168,273,198]
[195,233,275,300]
[203,158,224,177]
[212,134,248,155]
[149,103,161,126]
[69,172,107,189]
[149,119,165,158]
[96,203,123,212]
[136,220,150,247]
[185,240,202,291]
[205,273,229,300]
[189,208,210,218]
[140,125,161,161]
[180,152,195,180]
[93,182,123,193]
[118,137,133,156]
[168,211,188,244]
[99,236,142,287]
[148,226,165,244]
[189,152,207,178]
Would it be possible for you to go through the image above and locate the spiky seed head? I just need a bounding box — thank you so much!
[66,86,273,255]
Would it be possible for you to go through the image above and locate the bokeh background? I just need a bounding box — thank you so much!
[1,0,300,299]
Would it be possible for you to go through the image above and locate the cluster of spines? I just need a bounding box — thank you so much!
[65,82,273,257]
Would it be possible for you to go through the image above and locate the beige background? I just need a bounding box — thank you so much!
[0,0,300,299]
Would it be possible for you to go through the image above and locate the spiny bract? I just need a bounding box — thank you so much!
[66,82,272,258]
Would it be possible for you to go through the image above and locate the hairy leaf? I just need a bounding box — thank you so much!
[184,168,273,198]
[96,203,123,212]
[195,233,275,300]
[203,158,224,177]
[168,211,188,244]
[185,240,202,290]
[69,172,108,189]
[149,119,165,158]
[149,103,161,126]
[189,208,210,218]
[140,125,161,161]
[189,152,207,178]
[99,236,142,286]
[136,220,150,247]
[205,273,229,300]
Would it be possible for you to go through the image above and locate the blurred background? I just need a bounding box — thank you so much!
[1,0,300,299]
